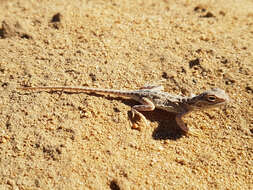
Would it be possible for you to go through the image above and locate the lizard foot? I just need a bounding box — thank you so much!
[130,109,149,130]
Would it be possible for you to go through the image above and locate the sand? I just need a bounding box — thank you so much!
[0,0,252,189]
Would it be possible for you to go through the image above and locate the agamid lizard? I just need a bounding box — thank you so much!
[18,84,229,133]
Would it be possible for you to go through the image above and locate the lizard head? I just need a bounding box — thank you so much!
[187,88,229,110]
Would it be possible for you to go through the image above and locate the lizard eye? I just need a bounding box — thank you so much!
[207,95,217,102]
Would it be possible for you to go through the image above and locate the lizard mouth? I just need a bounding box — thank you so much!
[192,100,228,110]
[207,101,227,107]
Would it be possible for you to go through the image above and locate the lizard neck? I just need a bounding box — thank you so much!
[180,95,200,112]
[183,94,205,111]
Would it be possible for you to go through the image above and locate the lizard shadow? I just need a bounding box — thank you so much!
[137,109,185,140]
[78,94,185,140]
[110,98,185,140]
[85,95,185,140]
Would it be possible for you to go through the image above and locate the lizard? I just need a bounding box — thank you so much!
[17,84,229,133]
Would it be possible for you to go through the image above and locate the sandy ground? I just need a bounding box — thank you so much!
[0,0,252,189]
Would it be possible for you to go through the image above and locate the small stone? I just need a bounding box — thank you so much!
[189,58,200,68]
[202,12,215,18]
[51,13,62,23]
[162,72,169,79]
[0,18,32,39]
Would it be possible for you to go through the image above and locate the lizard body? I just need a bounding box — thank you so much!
[18,85,229,132]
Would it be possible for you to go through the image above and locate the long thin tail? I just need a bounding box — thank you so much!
[17,86,135,97]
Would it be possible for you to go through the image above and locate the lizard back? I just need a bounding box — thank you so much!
[131,90,187,113]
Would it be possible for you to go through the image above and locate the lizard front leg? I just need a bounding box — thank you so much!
[131,97,155,128]
[175,113,189,133]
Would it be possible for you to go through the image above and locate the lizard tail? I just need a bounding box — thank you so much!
[17,86,135,97]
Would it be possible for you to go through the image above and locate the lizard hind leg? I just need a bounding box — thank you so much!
[130,98,155,129]
[139,84,164,92]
